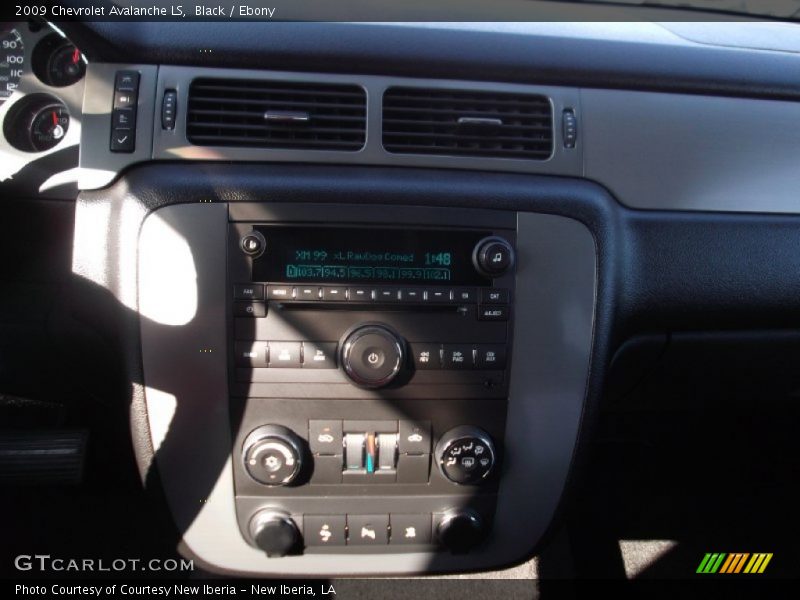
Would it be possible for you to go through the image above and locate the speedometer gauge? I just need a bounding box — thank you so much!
[0,28,24,105]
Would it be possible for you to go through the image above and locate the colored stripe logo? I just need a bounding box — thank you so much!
[697,553,773,574]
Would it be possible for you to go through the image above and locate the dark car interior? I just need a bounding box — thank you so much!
[2,6,800,596]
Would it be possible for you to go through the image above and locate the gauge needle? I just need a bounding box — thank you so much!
[72,48,80,64]
[52,111,58,126]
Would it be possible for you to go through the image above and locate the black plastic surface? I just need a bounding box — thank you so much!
[62,22,800,102]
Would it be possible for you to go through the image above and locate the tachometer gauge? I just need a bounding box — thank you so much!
[33,34,86,87]
[0,28,25,105]
[28,102,70,151]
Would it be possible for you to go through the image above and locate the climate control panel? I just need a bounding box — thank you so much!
[237,418,500,555]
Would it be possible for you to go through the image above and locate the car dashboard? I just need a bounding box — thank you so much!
[2,15,800,583]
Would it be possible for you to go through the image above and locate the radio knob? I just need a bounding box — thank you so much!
[243,425,304,486]
[436,426,496,485]
[341,325,405,388]
[473,236,514,277]
[249,510,302,557]
[240,230,266,258]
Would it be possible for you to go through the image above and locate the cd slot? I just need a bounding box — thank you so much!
[273,302,466,314]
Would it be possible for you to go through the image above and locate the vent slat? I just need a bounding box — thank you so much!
[187,135,365,148]
[383,106,550,120]
[189,108,366,122]
[383,87,553,160]
[383,118,552,133]
[189,96,366,112]
[383,132,551,145]
[191,84,365,99]
[379,144,551,159]
[188,122,364,136]
[187,78,366,151]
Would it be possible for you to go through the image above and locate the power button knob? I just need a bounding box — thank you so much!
[240,230,266,258]
[473,236,514,278]
[341,325,405,388]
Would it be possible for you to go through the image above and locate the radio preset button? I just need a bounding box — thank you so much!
[375,288,401,303]
[322,287,347,302]
[268,342,302,368]
[399,288,424,303]
[296,286,321,301]
[347,287,373,302]
[302,342,338,369]
[443,345,474,369]
[425,289,449,303]
[478,305,509,321]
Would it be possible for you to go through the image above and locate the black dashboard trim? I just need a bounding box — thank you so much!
[62,22,800,102]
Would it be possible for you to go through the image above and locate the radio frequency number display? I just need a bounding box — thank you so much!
[252,227,492,286]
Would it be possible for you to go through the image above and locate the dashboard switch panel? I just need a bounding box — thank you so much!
[110,70,139,153]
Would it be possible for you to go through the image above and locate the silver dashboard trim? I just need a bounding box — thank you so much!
[78,63,581,190]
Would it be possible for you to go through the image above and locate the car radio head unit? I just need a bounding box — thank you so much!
[251,226,497,286]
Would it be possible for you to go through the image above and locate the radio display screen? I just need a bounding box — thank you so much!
[252,227,492,285]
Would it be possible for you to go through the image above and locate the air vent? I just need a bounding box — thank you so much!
[187,78,366,151]
[383,87,553,160]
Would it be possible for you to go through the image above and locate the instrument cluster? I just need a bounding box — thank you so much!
[0,22,85,197]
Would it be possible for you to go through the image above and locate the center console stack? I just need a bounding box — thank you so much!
[227,206,516,556]
[136,190,596,576]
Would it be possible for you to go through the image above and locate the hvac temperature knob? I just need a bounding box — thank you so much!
[436,426,496,485]
[341,324,405,388]
[243,425,304,486]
